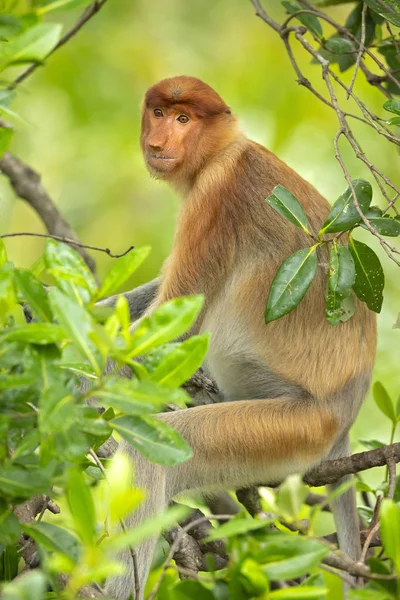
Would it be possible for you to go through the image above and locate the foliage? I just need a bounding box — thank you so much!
[0,238,206,597]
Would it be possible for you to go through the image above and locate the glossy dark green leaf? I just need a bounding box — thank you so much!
[380,499,400,573]
[349,238,384,313]
[281,2,323,38]
[111,415,193,465]
[361,216,400,236]
[265,246,318,323]
[383,99,400,115]
[364,206,383,218]
[0,127,13,158]
[66,469,96,545]
[129,295,204,356]
[93,377,188,415]
[23,521,80,562]
[0,322,66,344]
[364,0,400,27]
[96,246,150,299]
[373,381,396,424]
[266,184,311,235]
[148,334,209,387]
[324,37,355,55]
[258,534,329,580]
[325,244,356,325]
[320,180,372,234]
[49,288,104,375]
[14,268,52,321]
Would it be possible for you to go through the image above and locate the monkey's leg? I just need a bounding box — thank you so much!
[327,433,360,598]
[106,397,338,600]
[104,448,166,600]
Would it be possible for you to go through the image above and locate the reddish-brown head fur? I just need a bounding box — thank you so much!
[140,76,238,187]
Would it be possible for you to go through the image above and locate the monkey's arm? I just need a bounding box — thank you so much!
[96,277,159,320]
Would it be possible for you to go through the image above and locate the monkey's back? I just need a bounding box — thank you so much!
[199,140,376,410]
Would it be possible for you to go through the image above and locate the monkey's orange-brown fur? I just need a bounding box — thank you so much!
[106,76,376,600]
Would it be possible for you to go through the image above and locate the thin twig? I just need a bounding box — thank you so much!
[0,232,134,258]
[347,2,367,99]
[8,0,109,90]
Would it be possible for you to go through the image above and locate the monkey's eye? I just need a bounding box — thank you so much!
[153,108,163,118]
[177,114,190,124]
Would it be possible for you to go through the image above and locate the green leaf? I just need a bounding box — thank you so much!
[320,180,372,234]
[386,117,400,125]
[93,377,188,415]
[0,127,13,158]
[0,322,66,344]
[364,0,400,27]
[111,415,193,466]
[0,23,62,70]
[277,474,309,521]
[270,588,327,599]
[349,238,384,313]
[1,570,47,600]
[384,99,400,116]
[380,499,400,573]
[96,246,150,299]
[373,382,396,424]
[168,581,216,600]
[0,466,50,501]
[258,534,329,580]
[361,216,400,236]
[325,244,356,325]
[266,184,311,235]
[0,268,17,316]
[66,469,96,545]
[0,238,7,266]
[23,521,80,562]
[148,334,209,387]
[358,438,386,450]
[205,518,272,542]
[14,269,52,321]
[265,246,318,323]
[324,37,355,55]
[49,288,104,375]
[36,0,94,15]
[281,1,323,37]
[128,295,204,356]
[44,238,97,303]
[0,503,20,545]
[396,394,400,420]
[109,503,190,551]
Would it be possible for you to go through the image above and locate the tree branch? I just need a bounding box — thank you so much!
[0,152,97,272]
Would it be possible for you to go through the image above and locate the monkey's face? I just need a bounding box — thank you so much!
[141,106,201,179]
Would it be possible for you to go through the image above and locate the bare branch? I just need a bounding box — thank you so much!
[0,232,135,259]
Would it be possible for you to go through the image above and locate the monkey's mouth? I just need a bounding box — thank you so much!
[146,154,178,171]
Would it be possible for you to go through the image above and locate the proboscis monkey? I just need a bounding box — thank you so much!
[104,76,376,599]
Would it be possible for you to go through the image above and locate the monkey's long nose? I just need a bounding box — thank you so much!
[149,142,163,151]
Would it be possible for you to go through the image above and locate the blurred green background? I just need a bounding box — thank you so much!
[1,1,399,470]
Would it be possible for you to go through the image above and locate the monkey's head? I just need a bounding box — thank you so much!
[141,76,237,184]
